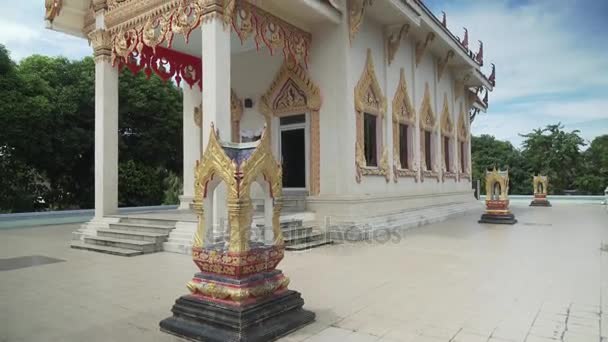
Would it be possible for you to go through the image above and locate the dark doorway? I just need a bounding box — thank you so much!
[281,128,306,188]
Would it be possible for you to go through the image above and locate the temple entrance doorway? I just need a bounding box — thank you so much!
[279,114,308,189]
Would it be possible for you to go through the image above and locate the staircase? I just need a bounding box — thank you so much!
[282,190,308,212]
[71,217,177,256]
[258,218,333,251]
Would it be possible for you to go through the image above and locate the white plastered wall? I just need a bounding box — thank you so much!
[308,16,474,220]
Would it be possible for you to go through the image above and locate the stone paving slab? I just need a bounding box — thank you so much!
[0,204,606,342]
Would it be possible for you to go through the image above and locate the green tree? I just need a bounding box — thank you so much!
[471,134,528,195]
[575,135,608,194]
[520,123,585,194]
[0,46,183,212]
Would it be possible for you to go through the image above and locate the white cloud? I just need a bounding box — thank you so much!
[441,0,608,105]
[0,3,90,61]
[436,0,608,145]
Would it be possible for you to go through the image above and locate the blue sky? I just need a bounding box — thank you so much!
[1,0,606,148]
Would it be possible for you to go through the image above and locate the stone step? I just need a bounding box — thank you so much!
[282,225,314,238]
[285,240,334,251]
[114,217,176,227]
[83,236,159,253]
[97,228,168,243]
[109,223,174,235]
[70,241,143,257]
[284,230,326,246]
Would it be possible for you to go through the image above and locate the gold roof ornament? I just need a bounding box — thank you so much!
[44,0,63,23]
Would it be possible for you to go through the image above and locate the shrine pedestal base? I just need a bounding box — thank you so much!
[478,213,517,225]
[530,196,551,207]
[160,290,314,342]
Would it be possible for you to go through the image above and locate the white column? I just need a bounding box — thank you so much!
[179,85,202,209]
[201,18,232,234]
[94,52,119,218]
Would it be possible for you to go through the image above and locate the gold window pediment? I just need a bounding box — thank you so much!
[392,68,414,124]
[419,83,435,131]
[355,49,386,117]
[458,103,468,141]
[441,93,454,137]
[260,59,321,119]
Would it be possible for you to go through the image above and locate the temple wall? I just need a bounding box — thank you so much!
[308,15,474,220]
[231,49,282,139]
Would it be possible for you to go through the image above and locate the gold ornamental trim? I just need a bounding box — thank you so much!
[437,50,455,81]
[415,32,435,67]
[386,24,409,65]
[419,83,435,131]
[354,49,388,183]
[193,126,284,252]
[391,68,417,182]
[485,167,509,201]
[259,59,322,195]
[348,0,374,44]
[45,0,63,23]
[440,93,454,137]
[186,276,290,303]
[457,103,468,142]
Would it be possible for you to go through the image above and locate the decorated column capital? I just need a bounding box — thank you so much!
[89,29,112,63]
[92,0,108,13]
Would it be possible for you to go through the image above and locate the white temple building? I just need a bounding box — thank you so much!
[45,0,495,254]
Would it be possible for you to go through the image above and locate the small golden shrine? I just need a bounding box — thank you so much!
[530,175,551,207]
[160,124,314,341]
[478,167,517,224]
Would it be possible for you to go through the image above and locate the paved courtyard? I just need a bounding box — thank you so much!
[1,203,607,342]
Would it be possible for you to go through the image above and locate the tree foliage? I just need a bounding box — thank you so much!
[472,124,606,195]
[0,45,182,213]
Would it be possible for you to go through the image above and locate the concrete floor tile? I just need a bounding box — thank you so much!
[1,205,606,342]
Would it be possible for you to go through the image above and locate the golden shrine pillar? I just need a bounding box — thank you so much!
[530,175,551,207]
[478,167,517,225]
[160,126,314,341]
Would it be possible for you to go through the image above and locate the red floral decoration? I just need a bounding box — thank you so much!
[116,45,202,89]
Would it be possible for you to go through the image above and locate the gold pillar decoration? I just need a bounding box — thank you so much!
[387,24,410,65]
[391,68,417,182]
[89,29,113,63]
[354,49,388,183]
[349,0,374,44]
[419,83,438,182]
[437,50,455,81]
[415,32,435,67]
[45,0,63,23]
[192,125,283,252]
[259,59,322,195]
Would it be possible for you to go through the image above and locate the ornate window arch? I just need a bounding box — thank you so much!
[259,59,322,195]
[419,82,438,181]
[392,68,417,182]
[440,93,456,181]
[457,103,470,180]
[355,49,389,183]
